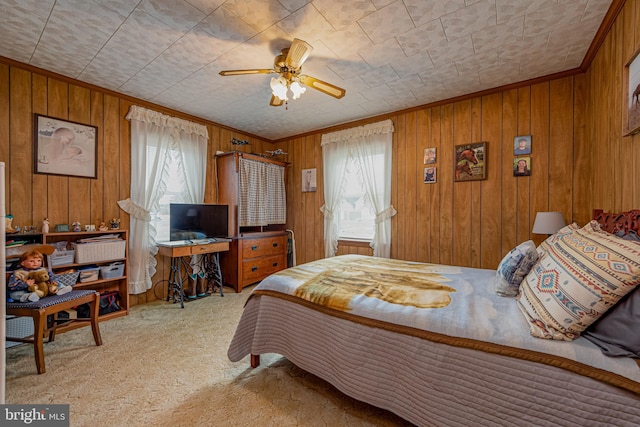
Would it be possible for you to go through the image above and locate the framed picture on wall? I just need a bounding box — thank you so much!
[33,114,98,179]
[513,135,532,155]
[302,168,317,192]
[513,156,531,176]
[424,167,436,183]
[454,142,486,182]
[623,48,640,136]
[424,148,436,164]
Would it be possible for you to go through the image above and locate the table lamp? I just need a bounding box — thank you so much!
[532,211,566,235]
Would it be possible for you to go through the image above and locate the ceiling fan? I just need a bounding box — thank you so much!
[218,38,346,108]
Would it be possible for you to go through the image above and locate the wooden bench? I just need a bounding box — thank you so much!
[6,289,103,374]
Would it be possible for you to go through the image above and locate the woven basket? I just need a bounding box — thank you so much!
[72,240,126,263]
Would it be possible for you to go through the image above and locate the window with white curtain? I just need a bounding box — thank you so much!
[320,119,395,258]
[119,106,208,294]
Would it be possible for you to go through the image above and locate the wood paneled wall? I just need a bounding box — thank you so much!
[279,78,584,269]
[582,0,640,213]
[0,62,267,304]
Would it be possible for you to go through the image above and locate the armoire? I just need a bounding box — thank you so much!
[216,151,288,292]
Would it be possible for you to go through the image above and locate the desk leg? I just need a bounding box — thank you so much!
[205,252,224,297]
[167,257,185,308]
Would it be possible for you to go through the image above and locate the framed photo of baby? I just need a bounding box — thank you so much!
[33,114,98,179]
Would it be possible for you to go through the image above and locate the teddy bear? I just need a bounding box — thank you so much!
[27,269,58,298]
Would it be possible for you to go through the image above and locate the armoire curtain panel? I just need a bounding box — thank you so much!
[320,119,396,258]
[119,106,208,294]
[238,158,286,227]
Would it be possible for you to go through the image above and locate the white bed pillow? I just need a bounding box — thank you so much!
[495,240,538,297]
[517,221,640,341]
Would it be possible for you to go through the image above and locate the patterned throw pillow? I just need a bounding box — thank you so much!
[516,221,640,341]
[495,240,538,297]
[536,223,580,258]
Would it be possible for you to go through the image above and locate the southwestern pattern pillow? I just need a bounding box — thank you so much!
[535,223,579,258]
[495,240,538,297]
[517,221,640,341]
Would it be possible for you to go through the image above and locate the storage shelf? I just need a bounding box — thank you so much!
[43,230,129,317]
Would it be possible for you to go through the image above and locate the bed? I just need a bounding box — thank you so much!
[228,210,640,426]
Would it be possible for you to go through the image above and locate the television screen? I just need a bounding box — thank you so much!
[169,203,229,241]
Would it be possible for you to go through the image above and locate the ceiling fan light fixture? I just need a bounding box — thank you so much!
[290,81,306,100]
[270,76,288,101]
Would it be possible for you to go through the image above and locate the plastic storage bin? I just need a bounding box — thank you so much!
[78,266,100,283]
[100,262,125,279]
[48,249,75,267]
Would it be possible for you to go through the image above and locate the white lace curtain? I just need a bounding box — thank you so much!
[119,106,208,294]
[320,119,396,258]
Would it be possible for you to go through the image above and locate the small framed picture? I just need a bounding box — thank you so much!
[513,156,531,176]
[302,168,317,192]
[424,167,436,183]
[424,148,436,164]
[514,135,532,155]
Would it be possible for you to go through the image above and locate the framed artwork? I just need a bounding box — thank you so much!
[33,114,98,179]
[424,167,436,183]
[513,135,532,155]
[423,147,436,164]
[454,142,486,182]
[623,48,640,136]
[302,168,317,192]
[513,156,531,176]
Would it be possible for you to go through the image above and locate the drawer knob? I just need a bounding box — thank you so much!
[251,266,258,272]
[272,243,278,247]
[251,245,258,250]
[272,262,278,267]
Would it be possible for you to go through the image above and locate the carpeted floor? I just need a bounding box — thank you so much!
[5,288,413,426]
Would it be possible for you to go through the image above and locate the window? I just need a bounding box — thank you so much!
[321,119,395,258]
[152,151,189,242]
[337,155,378,241]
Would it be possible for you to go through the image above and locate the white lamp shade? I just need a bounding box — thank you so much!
[532,211,566,235]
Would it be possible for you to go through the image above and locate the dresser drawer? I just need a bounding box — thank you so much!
[242,254,286,282]
[242,235,287,259]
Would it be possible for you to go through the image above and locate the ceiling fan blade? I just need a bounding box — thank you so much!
[285,39,313,69]
[219,69,274,76]
[270,94,284,107]
[298,74,346,99]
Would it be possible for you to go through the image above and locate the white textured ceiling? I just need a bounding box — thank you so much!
[0,0,613,140]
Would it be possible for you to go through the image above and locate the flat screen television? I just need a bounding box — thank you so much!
[169,203,229,241]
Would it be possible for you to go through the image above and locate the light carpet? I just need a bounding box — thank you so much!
[5,289,413,426]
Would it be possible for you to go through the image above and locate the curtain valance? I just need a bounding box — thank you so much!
[320,119,394,146]
[125,105,209,138]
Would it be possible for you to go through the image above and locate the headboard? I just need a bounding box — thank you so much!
[592,209,640,235]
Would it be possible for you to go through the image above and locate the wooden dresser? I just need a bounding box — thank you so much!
[216,151,288,292]
[221,231,287,293]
